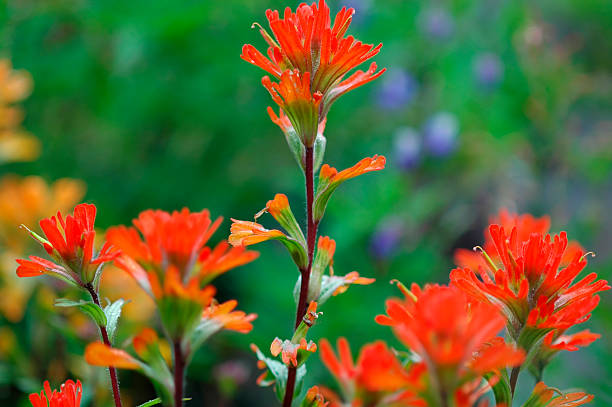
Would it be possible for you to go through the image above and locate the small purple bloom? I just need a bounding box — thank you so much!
[370,219,404,260]
[423,112,460,157]
[473,53,504,87]
[419,7,454,40]
[393,127,422,170]
[377,70,419,110]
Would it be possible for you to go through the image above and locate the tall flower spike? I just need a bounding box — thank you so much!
[376,283,524,406]
[314,155,386,221]
[241,0,385,116]
[29,379,83,407]
[16,203,118,288]
[262,70,323,147]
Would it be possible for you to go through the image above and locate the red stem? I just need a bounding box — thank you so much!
[173,340,186,407]
[86,284,123,407]
[282,146,318,407]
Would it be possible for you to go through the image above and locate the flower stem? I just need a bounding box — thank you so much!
[283,146,318,407]
[86,284,123,407]
[173,340,186,407]
[510,365,521,397]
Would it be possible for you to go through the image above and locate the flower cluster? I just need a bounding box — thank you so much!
[29,379,82,407]
[450,210,609,375]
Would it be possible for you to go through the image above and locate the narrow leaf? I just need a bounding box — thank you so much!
[55,298,107,327]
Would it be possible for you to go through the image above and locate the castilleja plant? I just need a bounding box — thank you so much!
[84,208,259,406]
[233,1,385,405]
[16,203,124,407]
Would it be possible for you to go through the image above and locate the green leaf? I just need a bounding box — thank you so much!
[136,398,162,407]
[486,371,512,407]
[313,133,326,172]
[104,299,127,344]
[20,224,51,247]
[136,397,191,407]
[55,299,107,327]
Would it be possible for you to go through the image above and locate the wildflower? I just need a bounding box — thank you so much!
[319,337,421,403]
[453,209,580,271]
[107,208,256,296]
[16,203,118,288]
[376,283,524,406]
[422,112,459,157]
[450,222,609,351]
[262,70,322,147]
[29,379,82,407]
[314,155,386,221]
[229,216,307,269]
[241,0,385,116]
[524,382,593,407]
[303,386,329,407]
[271,337,317,367]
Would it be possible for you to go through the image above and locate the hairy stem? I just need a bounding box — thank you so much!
[86,284,123,407]
[283,146,318,407]
[173,340,186,407]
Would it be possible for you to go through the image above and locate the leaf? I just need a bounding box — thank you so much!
[136,398,162,407]
[104,299,127,344]
[55,298,107,327]
[317,275,348,305]
[136,398,191,407]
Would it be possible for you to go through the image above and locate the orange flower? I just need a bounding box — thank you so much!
[271,337,317,367]
[319,338,420,399]
[262,70,322,146]
[228,219,285,246]
[85,342,141,370]
[229,218,307,268]
[16,203,118,287]
[241,0,384,111]
[29,379,82,407]
[450,222,609,350]
[543,329,600,352]
[525,382,593,407]
[107,208,257,296]
[304,386,330,407]
[314,155,386,221]
[376,283,524,405]
[453,209,581,273]
[201,299,257,334]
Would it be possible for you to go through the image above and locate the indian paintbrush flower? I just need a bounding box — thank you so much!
[29,379,82,407]
[241,0,385,127]
[376,282,524,406]
[450,219,609,353]
[16,203,118,289]
[319,337,423,406]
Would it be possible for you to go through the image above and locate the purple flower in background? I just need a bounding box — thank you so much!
[343,0,372,25]
[423,112,460,157]
[370,218,404,260]
[473,52,504,87]
[393,127,422,170]
[419,7,454,40]
[377,70,419,110]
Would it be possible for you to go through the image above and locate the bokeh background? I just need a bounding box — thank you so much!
[1,0,611,405]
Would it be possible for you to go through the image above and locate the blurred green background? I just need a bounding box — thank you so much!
[1,0,611,405]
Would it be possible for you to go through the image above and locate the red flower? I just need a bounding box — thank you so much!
[454,209,582,272]
[16,203,118,287]
[450,223,609,346]
[319,338,421,401]
[262,70,322,146]
[241,0,384,105]
[107,208,257,296]
[107,208,258,339]
[376,283,524,405]
[29,379,82,407]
